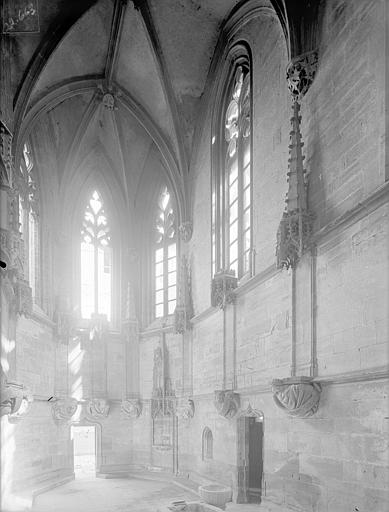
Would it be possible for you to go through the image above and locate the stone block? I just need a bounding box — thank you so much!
[343,461,389,489]
[360,343,389,368]
[284,479,322,511]
[287,431,322,456]
[363,487,389,511]
[300,454,343,482]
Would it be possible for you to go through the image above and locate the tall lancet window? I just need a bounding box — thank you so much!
[19,142,40,301]
[212,60,252,279]
[154,187,177,318]
[81,190,112,321]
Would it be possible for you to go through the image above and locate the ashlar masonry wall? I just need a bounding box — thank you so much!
[135,0,389,511]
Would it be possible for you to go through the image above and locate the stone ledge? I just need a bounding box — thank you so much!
[3,471,75,511]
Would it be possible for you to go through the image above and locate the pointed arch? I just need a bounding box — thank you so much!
[64,165,127,329]
[211,42,253,280]
[80,189,112,321]
[153,185,178,319]
[14,77,188,229]
[202,427,213,460]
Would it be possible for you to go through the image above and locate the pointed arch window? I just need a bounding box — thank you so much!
[18,142,40,302]
[80,190,112,321]
[212,60,252,280]
[154,187,177,318]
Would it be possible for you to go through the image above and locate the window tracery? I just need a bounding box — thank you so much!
[212,59,252,281]
[18,142,40,301]
[154,187,177,318]
[80,190,112,321]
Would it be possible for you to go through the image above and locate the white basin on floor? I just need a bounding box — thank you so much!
[198,484,232,509]
[162,501,222,512]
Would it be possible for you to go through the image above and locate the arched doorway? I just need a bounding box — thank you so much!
[236,406,264,503]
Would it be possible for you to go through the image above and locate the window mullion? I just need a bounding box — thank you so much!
[164,242,168,317]
[94,242,98,315]
[238,132,244,279]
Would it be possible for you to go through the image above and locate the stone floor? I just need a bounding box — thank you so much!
[31,476,286,512]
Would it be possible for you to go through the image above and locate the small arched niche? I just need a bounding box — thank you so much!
[202,427,213,461]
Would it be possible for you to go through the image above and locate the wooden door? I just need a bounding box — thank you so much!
[236,416,249,503]
[247,417,263,503]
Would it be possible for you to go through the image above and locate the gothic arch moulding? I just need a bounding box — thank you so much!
[238,404,264,420]
[14,78,188,231]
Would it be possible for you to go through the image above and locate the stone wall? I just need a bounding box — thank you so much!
[133,0,389,510]
[1,0,387,511]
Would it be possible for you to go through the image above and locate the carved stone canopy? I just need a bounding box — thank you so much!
[214,390,240,419]
[176,398,195,420]
[151,394,176,418]
[276,210,313,270]
[1,372,33,423]
[151,337,176,418]
[86,398,110,419]
[286,50,318,102]
[211,270,238,309]
[276,100,313,270]
[272,376,321,418]
[52,398,79,423]
[121,398,142,418]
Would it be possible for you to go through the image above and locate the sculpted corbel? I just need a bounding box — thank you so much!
[121,398,142,418]
[52,398,79,423]
[214,390,240,419]
[86,398,110,419]
[272,376,321,418]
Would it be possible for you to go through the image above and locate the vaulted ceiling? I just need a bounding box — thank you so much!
[10,0,321,219]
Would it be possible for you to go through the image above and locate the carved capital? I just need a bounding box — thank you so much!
[52,398,79,423]
[176,398,194,420]
[272,376,321,418]
[178,221,193,242]
[211,270,237,309]
[86,398,110,419]
[121,398,142,418]
[214,390,240,419]
[286,51,318,102]
[1,372,33,422]
[151,395,176,418]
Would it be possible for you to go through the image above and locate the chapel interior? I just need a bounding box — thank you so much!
[0,0,388,511]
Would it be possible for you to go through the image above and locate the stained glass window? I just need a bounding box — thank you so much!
[80,190,112,321]
[154,187,176,318]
